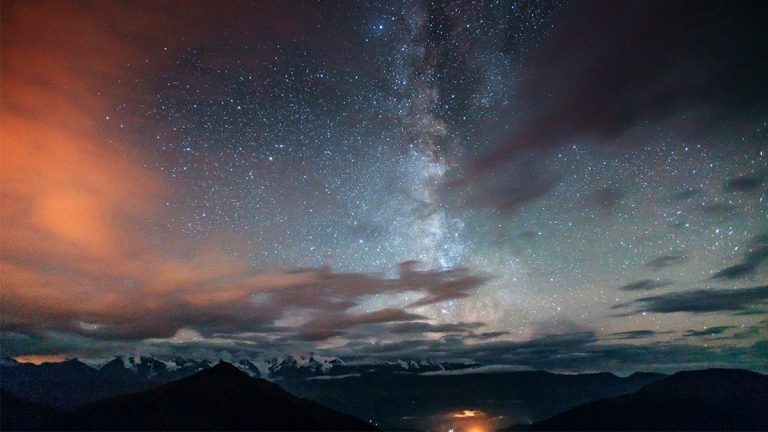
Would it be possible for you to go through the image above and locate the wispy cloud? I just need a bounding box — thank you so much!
[711,233,768,280]
[619,279,672,291]
[459,1,768,212]
[0,2,491,350]
[616,285,768,314]
[645,255,687,271]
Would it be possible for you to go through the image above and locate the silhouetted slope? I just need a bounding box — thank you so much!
[284,368,664,429]
[0,389,61,431]
[66,362,376,431]
[518,369,768,431]
[0,356,206,409]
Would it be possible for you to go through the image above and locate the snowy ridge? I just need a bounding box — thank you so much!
[78,357,116,369]
[8,353,474,381]
[260,353,344,377]
[233,359,261,378]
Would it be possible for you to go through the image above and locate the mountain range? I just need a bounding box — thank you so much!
[1,355,661,429]
[512,368,768,431]
[3,356,766,431]
[2,362,376,431]
[0,354,467,409]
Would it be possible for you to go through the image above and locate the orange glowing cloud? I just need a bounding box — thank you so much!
[1,1,166,264]
[0,1,244,337]
[13,354,72,365]
[0,2,487,356]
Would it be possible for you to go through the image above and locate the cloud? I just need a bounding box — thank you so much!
[0,3,491,341]
[397,261,492,307]
[0,1,490,347]
[389,321,484,334]
[1,259,489,344]
[305,373,361,380]
[591,186,625,210]
[618,285,768,314]
[296,309,426,341]
[711,265,757,280]
[711,233,768,280]
[725,174,764,193]
[455,154,561,213]
[3,0,429,352]
[731,320,768,340]
[607,330,658,340]
[683,326,734,338]
[696,202,738,217]
[6,324,767,374]
[619,279,671,291]
[460,0,768,211]
[470,331,509,340]
[2,0,765,374]
[1,2,178,341]
[670,188,699,202]
[419,364,533,375]
[342,330,600,361]
[334,331,768,374]
[645,255,687,271]
[505,1,765,153]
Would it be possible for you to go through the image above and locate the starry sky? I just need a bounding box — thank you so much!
[1,0,767,373]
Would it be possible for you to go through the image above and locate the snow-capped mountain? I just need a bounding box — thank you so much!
[233,359,261,378]
[263,353,343,376]
[64,353,349,381]
[395,359,447,370]
[0,353,478,410]
[82,355,213,380]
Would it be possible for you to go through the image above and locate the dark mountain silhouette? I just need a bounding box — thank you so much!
[0,389,60,431]
[0,356,209,409]
[0,354,473,411]
[0,356,670,430]
[62,362,376,431]
[0,359,103,409]
[1,356,667,430]
[281,369,664,430]
[512,368,768,431]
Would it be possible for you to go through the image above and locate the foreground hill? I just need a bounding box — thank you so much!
[0,357,211,409]
[0,390,60,431]
[282,369,664,429]
[0,355,465,409]
[62,362,376,431]
[1,356,666,430]
[514,368,768,431]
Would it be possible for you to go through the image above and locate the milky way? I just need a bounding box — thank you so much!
[1,0,767,372]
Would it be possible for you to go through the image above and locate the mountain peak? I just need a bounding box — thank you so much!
[522,368,768,431]
[671,367,761,379]
[66,359,376,431]
[201,360,250,378]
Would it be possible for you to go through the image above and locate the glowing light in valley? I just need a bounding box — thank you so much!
[433,409,497,432]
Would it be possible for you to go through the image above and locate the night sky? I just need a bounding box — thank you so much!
[1,0,766,373]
